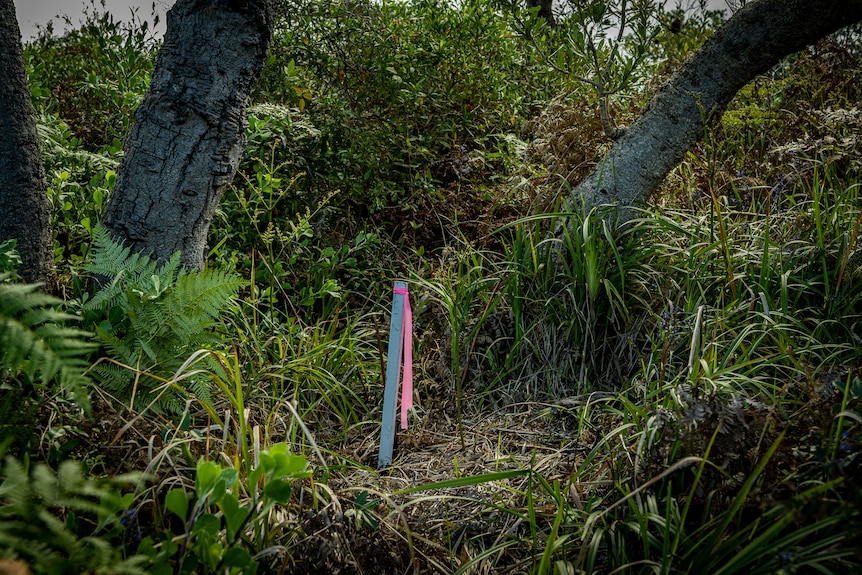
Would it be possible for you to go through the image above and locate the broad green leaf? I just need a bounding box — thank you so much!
[149,563,172,575]
[220,467,239,489]
[191,513,220,536]
[207,542,224,568]
[258,452,275,474]
[181,554,201,574]
[162,537,179,556]
[220,493,250,540]
[263,478,292,504]
[223,547,253,569]
[196,460,221,497]
[211,476,227,505]
[273,453,307,479]
[165,488,188,523]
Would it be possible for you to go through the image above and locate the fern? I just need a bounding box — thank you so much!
[83,227,162,311]
[0,456,147,574]
[0,274,95,413]
[83,226,245,412]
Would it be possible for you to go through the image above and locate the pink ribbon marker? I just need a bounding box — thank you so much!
[393,286,413,429]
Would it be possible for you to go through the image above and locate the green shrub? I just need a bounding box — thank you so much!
[0,241,22,277]
[24,4,157,152]
[252,0,566,215]
[145,444,311,575]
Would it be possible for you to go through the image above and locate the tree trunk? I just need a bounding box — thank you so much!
[101,0,274,269]
[0,0,54,286]
[563,0,862,221]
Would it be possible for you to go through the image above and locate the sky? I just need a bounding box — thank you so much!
[11,0,734,41]
[12,0,172,40]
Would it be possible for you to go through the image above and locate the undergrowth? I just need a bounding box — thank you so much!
[3,1,861,573]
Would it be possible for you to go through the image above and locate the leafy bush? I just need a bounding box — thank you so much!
[213,146,384,322]
[24,3,157,152]
[253,0,566,216]
[0,241,22,277]
[0,264,94,454]
[145,445,311,575]
[38,113,118,265]
[24,5,155,273]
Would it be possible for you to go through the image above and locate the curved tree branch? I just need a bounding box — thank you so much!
[563,0,862,221]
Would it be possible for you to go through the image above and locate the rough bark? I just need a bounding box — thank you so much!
[0,0,54,286]
[101,0,274,269]
[564,0,862,221]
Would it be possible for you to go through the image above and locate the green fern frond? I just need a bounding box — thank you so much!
[173,269,246,319]
[89,362,140,397]
[82,227,245,412]
[85,225,153,278]
[154,251,183,288]
[83,226,160,311]
[93,325,135,366]
[0,274,95,412]
[0,456,144,574]
[187,375,213,406]
[0,279,64,315]
[165,270,245,342]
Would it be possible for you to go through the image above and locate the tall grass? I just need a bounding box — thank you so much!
[428,157,862,572]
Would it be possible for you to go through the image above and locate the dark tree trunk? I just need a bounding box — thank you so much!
[102,0,274,269]
[0,0,54,286]
[564,0,862,221]
[527,0,555,27]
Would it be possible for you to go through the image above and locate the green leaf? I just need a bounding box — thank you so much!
[137,536,157,556]
[248,465,264,490]
[191,513,221,536]
[165,488,188,523]
[272,453,307,479]
[263,478,292,504]
[355,490,369,506]
[195,460,221,497]
[150,565,172,575]
[220,467,239,489]
[206,542,224,568]
[258,452,275,474]
[162,537,179,557]
[223,547,253,569]
[220,493,249,540]
[210,475,227,505]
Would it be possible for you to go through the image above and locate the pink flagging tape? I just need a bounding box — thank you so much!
[393,286,413,429]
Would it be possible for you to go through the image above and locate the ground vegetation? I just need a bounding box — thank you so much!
[1,1,861,573]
